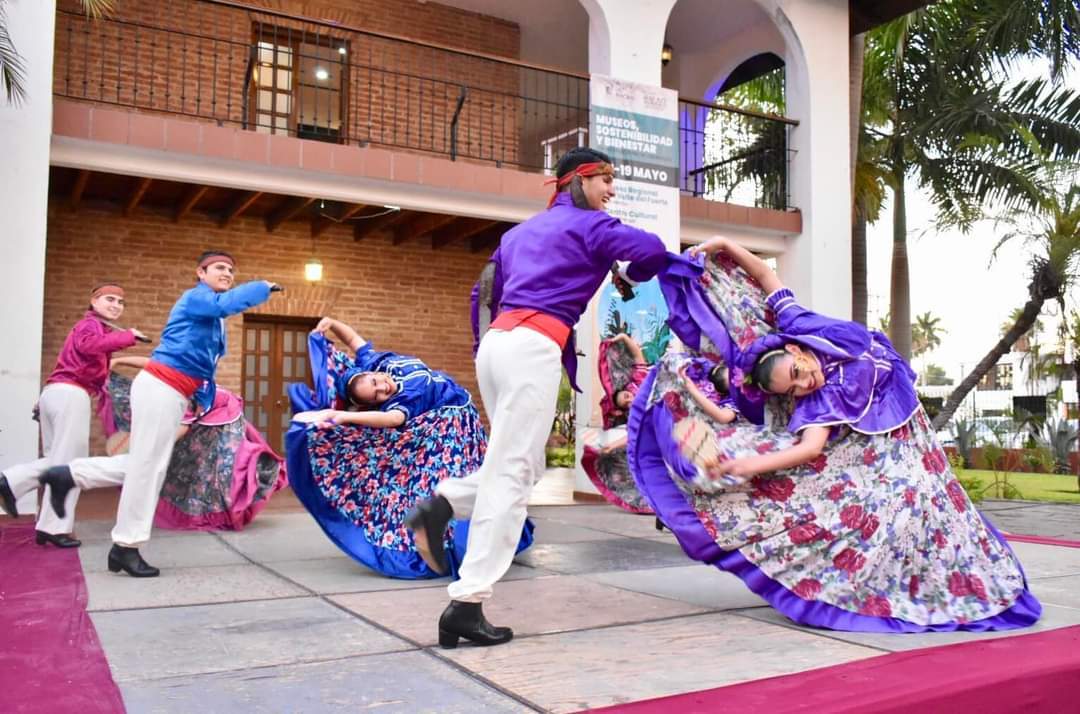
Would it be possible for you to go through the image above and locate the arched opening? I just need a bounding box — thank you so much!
[662,1,793,209]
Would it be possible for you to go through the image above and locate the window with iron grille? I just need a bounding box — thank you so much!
[248,24,348,143]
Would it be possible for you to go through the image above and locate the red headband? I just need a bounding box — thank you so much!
[544,161,615,207]
[91,284,124,300]
[198,253,235,270]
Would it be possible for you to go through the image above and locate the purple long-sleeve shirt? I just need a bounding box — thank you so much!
[473,191,671,389]
[45,311,138,395]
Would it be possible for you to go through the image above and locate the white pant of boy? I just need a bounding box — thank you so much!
[69,370,188,547]
[437,327,562,603]
[3,382,88,534]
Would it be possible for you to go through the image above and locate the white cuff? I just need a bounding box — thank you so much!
[615,261,640,287]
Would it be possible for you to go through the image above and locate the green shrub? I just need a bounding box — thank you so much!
[545,446,575,468]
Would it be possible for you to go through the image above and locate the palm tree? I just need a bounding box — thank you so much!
[960,0,1080,81]
[712,67,787,209]
[911,311,945,386]
[1000,307,1044,351]
[912,311,944,357]
[1062,310,1080,486]
[862,2,1080,361]
[851,119,890,326]
[934,177,1080,430]
[1,0,113,104]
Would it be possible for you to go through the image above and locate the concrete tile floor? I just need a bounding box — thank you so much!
[69,496,1080,712]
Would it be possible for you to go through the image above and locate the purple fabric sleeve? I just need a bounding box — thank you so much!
[588,217,668,283]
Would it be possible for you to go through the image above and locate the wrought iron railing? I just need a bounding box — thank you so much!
[54,0,795,208]
[678,97,796,210]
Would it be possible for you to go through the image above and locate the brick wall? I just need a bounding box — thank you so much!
[53,0,536,165]
[43,201,490,451]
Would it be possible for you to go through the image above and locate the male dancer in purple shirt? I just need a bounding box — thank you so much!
[407,147,672,648]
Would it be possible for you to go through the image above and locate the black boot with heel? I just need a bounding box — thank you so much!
[36,531,81,548]
[437,601,513,649]
[107,544,160,578]
[38,466,75,519]
[405,495,453,575]
[0,475,17,517]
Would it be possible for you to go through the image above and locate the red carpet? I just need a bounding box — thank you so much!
[0,521,124,713]
[588,625,1080,713]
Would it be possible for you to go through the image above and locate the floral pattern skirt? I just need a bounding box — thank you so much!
[581,438,653,514]
[627,255,1039,631]
[107,373,286,531]
[307,404,486,556]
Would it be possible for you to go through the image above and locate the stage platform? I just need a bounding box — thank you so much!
[3,495,1080,713]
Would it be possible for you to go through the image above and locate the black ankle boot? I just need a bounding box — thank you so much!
[405,495,453,575]
[107,545,160,578]
[438,601,513,649]
[39,466,75,519]
[0,474,17,517]
[36,531,81,548]
[655,517,665,532]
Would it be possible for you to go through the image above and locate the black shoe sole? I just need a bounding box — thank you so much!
[411,525,448,576]
[40,468,74,520]
[438,627,513,649]
[406,501,451,576]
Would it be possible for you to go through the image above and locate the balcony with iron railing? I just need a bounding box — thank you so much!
[53,0,797,212]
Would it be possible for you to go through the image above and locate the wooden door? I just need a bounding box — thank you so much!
[242,318,316,453]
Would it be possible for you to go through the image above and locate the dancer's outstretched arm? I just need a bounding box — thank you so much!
[110,355,150,370]
[313,317,366,354]
[689,237,782,295]
[706,426,829,479]
[612,333,646,364]
[304,408,405,429]
[679,366,737,425]
[601,433,628,453]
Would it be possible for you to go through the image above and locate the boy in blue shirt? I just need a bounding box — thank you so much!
[43,251,278,577]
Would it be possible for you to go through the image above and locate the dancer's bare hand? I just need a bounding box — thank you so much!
[688,236,731,259]
[313,317,335,336]
[130,328,149,342]
[316,409,340,425]
[710,456,755,480]
[294,408,337,426]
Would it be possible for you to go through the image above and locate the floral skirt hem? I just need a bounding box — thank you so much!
[628,367,1041,633]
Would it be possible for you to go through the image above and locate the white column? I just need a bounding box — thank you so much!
[580,0,678,85]
[766,0,853,316]
[0,0,57,513]
[573,0,680,493]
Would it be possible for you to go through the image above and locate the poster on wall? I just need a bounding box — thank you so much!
[589,74,680,354]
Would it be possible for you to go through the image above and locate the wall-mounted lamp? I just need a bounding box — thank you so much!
[304,257,324,282]
[661,43,673,67]
[305,213,324,282]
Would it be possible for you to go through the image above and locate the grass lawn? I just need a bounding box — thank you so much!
[960,469,1080,504]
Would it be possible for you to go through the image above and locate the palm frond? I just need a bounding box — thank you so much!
[0,1,27,105]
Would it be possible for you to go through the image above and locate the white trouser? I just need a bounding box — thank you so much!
[3,383,89,534]
[106,371,188,547]
[437,327,562,603]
